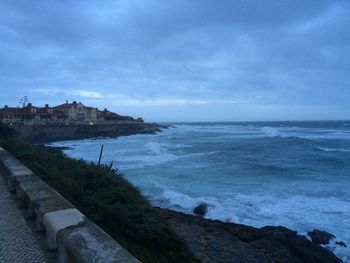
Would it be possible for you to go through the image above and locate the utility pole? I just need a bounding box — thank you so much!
[19,96,29,108]
[98,145,104,165]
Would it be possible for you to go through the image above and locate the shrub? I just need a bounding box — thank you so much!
[0,138,195,263]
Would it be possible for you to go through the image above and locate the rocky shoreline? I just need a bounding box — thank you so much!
[11,124,344,263]
[10,122,168,143]
[156,207,343,263]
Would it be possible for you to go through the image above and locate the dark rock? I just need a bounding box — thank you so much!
[308,229,335,245]
[10,122,164,143]
[156,207,342,263]
[335,241,347,247]
[193,203,208,217]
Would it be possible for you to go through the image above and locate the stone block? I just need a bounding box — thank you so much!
[15,174,41,199]
[58,219,141,263]
[43,208,85,250]
[35,196,73,232]
[18,179,73,226]
[0,147,140,262]
[0,151,35,191]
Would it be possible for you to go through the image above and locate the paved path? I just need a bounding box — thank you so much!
[0,173,54,263]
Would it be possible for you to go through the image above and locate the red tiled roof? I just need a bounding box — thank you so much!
[54,102,92,110]
[0,107,66,117]
[0,107,21,113]
[36,108,66,116]
[54,103,75,109]
[1,102,125,120]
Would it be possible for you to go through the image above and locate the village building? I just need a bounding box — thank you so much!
[53,101,98,122]
[0,103,67,125]
[0,101,142,125]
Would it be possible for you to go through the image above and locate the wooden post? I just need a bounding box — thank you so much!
[98,145,104,165]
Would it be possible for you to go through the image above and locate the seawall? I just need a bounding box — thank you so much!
[11,122,164,143]
[0,147,141,263]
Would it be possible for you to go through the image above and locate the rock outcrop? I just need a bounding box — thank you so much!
[193,203,209,217]
[11,122,167,143]
[335,241,347,248]
[307,229,335,245]
[156,208,342,263]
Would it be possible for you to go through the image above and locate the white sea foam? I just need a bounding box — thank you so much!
[156,189,238,221]
[318,147,350,153]
[109,142,179,169]
[114,154,178,169]
[184,151,221,158]
[177,124,255,135]
[327,239,350,262]
[144,141,165,155]
[175,144,193,148]
[155,188,350,261]
[159,189,208,209]
[304,132,350,140]
[47,123,350,261]
[261,127,287,137]
[160,124,350,141]
[258,126,350,140]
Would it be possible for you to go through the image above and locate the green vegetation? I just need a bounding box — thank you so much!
[0,125,195,263]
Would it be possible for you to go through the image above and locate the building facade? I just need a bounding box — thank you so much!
[53,101,98,121]
[0,101,141,125]
[0,104,67,125]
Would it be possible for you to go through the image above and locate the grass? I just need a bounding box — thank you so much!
[0,124,196,262]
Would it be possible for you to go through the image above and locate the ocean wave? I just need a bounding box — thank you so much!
[157,188,350,227]
[184,151,221,158]
[115,153,178,168]
[109,142,179,169]
[175,144,193,148]
[153,188,350,260]
[155,189,238,221]
[144,141,166,155]
[176,124,257,135]
[158,189,210,209]
[261,127,287,137]
[109,123,350,141]
[327,239,350,263]
[259,127,350,140]
[48,124,350,262]
[317,147,350,153]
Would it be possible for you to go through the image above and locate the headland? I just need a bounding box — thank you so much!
[0,101,166,143]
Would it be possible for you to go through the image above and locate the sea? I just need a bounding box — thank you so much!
[49,121,350,261]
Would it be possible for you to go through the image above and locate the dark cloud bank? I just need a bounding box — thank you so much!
[0,0,349,121]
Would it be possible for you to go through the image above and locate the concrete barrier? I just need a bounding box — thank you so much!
[0,147,141,263]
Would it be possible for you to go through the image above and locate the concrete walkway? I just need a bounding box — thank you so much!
[0,173,54,263]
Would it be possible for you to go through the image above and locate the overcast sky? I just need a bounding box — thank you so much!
[0,1,349,122]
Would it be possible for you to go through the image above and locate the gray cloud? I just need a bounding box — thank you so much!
[0,0,349,121]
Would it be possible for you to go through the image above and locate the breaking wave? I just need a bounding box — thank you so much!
[318,147,350,153]
[155,188,350,261]
[49,121,350,261]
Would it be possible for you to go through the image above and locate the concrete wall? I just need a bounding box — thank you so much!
[0,147,141,263]
[11,122,162,143]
